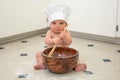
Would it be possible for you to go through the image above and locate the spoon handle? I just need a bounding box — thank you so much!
[48,44,56,56]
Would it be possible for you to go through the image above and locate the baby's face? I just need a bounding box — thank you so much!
[50,20,67,33]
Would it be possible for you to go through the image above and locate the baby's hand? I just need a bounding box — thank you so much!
[59,30,67,39]
[52,37,61,45]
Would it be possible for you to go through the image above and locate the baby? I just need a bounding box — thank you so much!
[34,3,87,72]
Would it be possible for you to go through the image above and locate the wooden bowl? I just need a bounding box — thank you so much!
[41,47,79,74]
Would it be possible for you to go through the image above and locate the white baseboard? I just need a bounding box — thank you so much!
[0,27,49,45]
[0,28,120,45]
[70,31,120,45]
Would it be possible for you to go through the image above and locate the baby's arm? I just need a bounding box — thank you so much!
[60,31,72,45]
[45,30,62,46]
[45,30,54,46]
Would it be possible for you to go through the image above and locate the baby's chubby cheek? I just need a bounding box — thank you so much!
[60,29,64,32]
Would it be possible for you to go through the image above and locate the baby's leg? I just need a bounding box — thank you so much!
[34,51,46,70]
[74,63,87,72]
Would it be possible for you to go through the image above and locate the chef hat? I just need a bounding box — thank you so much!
[45,3,71,25]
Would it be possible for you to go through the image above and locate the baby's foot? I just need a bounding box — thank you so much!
[34,63,46,70]
[74,63,87,72]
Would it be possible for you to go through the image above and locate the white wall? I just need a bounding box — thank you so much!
[0,0,119,38]
[65,0,117,37]
[0,0,48,38]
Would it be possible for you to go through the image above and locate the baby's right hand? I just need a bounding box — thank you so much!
[52,37,61,45]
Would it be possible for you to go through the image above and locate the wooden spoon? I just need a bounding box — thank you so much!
[48,44,56,56]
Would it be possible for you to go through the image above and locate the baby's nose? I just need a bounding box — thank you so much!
[56,24,60,27]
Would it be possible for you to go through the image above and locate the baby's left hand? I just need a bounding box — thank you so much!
[59,30,67,39]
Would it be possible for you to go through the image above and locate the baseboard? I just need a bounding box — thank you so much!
[70,31,120,45]
[0,27,49,45]
[0,28,120,45]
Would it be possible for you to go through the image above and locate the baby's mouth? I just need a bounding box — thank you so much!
[55,29,60,30]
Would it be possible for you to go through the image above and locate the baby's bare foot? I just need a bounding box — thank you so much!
[34,63,46,70]
[74,63,87,72]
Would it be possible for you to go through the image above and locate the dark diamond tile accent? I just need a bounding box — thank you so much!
[18,74,27,78]
[21,40,27,43]
[117,50,120,53]
[84,71,93,75]
[20,53,27,56]
[0,47,4,49]
[44,46,48,48]
[103,59,111,62]
[18,75,26,78]
[41,34,46,37]
[88,44,94,47]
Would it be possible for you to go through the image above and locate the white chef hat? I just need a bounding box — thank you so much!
[45,3,71,25]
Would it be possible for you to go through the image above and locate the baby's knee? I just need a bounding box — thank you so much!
[36,51,42,57]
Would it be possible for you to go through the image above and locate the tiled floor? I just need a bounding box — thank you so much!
[0,34,120,80]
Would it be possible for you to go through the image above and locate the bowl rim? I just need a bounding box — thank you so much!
[41,47,79,58]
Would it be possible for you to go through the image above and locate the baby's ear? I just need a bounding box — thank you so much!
[64,27,67,31]
[67,23,69,26]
